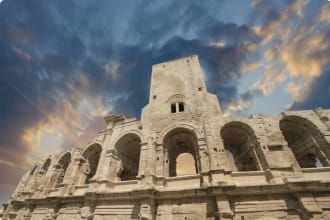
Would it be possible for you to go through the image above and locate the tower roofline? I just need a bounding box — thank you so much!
[152,54,198,67]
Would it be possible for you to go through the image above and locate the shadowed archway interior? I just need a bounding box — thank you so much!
[54,152,71,187]
[82,144,102,183]
[280,115,330,168]
[115,134,142,181]
[163,128,200,177]
[221,122,261,171]
[41,159,51,173]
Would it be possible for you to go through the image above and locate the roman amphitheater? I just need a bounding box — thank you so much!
[2,55,330,219]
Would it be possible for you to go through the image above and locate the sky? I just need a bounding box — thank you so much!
[0,0,330,204]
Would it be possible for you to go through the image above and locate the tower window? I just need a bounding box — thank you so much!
[171,103,176,113]
[178,102,184,112]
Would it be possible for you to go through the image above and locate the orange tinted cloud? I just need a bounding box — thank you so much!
[243,0,330,107]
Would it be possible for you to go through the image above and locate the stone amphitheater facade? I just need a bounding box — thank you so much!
[2,55,330,220]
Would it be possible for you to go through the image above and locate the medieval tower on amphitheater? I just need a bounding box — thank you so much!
[2,55,330,220]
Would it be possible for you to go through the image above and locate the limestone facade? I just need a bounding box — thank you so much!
[2,55,330,220]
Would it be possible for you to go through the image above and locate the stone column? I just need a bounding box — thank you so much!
[92,147,108,181]
[197,138,210,173]
[65,156,85,186]
[155,144,164,177]
[93,128,113,180]
[44,165,62,190]
[163,147,169,177]
[138,142,148,176]
[105,149,121,181]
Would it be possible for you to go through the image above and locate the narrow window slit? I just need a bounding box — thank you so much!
[178,102,184,112]
[171,103,176,113]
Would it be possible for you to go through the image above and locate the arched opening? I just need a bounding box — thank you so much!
[41,159,51,173]
[221,122,261,171]
[280,115,330,168]
[54,152,71,187]
[82,144,102,183]
[114,133,141,181]
[29,164,38,176]
[163,128,200,177]
[176,153,196,176]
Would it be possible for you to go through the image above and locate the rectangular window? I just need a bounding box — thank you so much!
[171,103,176,113]
[178,102,184,112]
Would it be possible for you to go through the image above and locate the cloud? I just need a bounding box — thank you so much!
[234,0,330,111]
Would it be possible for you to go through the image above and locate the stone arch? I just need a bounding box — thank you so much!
[53,152,72,187]
[158,123,203,145]
[114,133,142,181]
[163,127,200,177]
[29,164,38,176]
[221,121,262,171]
[41,158,51,173]
[82,143,102,183]
[280,115,330,168]
[111,130,145,147]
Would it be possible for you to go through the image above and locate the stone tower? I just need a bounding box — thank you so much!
[2,55,330,219]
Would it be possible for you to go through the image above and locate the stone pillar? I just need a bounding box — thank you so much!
[155,144,164,176]
[138,142,149,176]
[203,123,219,171]
[163,147,169,177]
[43,165,62,191]
[92,147,108,181]
[197,138,210,173]
[105,149,121,181]
[65,156,85,187]
[215,195,233,219]
[93,128,113,180]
